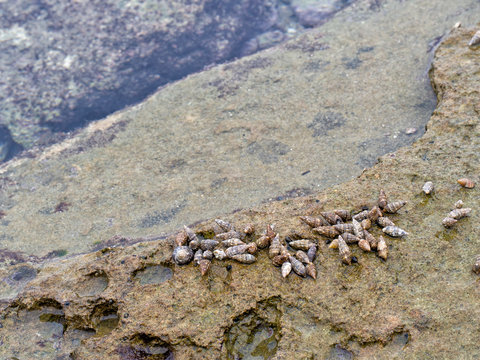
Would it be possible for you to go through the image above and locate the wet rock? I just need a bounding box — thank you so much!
[0,0,278,151]
[1,11,480,360]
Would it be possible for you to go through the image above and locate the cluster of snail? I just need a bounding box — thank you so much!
[171,188,411,278]
[170,177,477,278]
[300,189,408,265]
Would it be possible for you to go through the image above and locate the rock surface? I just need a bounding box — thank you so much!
[1,26,480,359]
[1,0,478,264]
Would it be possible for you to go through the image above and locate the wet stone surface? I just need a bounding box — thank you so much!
[133,264,173,285]
[0,26,478,359]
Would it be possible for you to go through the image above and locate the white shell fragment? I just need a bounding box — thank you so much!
[281,261,292,278]
[468,30,480,47]
[448,208,471,220]
[213,249,226,260]
[382,226,408,237]
[454,200,464,209]
[231,254,256,264]
[422,181,434,195]
[442,217,457,228]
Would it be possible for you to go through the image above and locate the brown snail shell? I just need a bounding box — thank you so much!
[184,225,198,242]
[215,219,235,232]
[448,208,471,220]
[320,212,343,225]
[231,254,256,264]
[194,249,203,265]
[222,238,246,247]
[307,244,317,262]
[472,255,480,274]
[175,231,188,247]
[200,239,219,251]
[214,230,241,241]
[256,235,271,249]
[363,230,378,250]
[247,242,258,254]
[342,233,360,244]
[295,250,311,264]
[358,238,371,252]
[289,239,315,251]
[269,234,282,259]
[377,236,388,260]
[329,238,339,249]
[352,210,369,222]
[361,218,372,230]
[199,259,211,276]
[243,223,255,235]
[378,189,388,209]
[382,226,408,237]
[377,216,395,228]
[442,217,457,228]
[173,246,194,265]
[313,226,339,238]
[334,209,351,221]
[337,235,352,265]
[281,261,292,278]
[289,255,306,277]
[352,219,364,239]
[458,178,475,188]
[300,215,330,228]
[266,224,276,240]
[225,244,250,258]
[305,263,317,279]
[422,181,434,195]
[272,253,289,267]
[367,206,383,222]
[213,249,227,260]
[384,200,407,214]
[333,223,354,233]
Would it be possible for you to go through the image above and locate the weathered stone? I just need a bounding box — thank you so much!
[1,26,480,358]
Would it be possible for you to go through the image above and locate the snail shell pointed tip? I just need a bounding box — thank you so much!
[468,30,480,47]
[457,178,475,188]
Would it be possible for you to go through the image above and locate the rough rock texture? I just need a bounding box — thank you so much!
[1,26,480,359]
[0,0,277,153]
[1,0,478,264]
